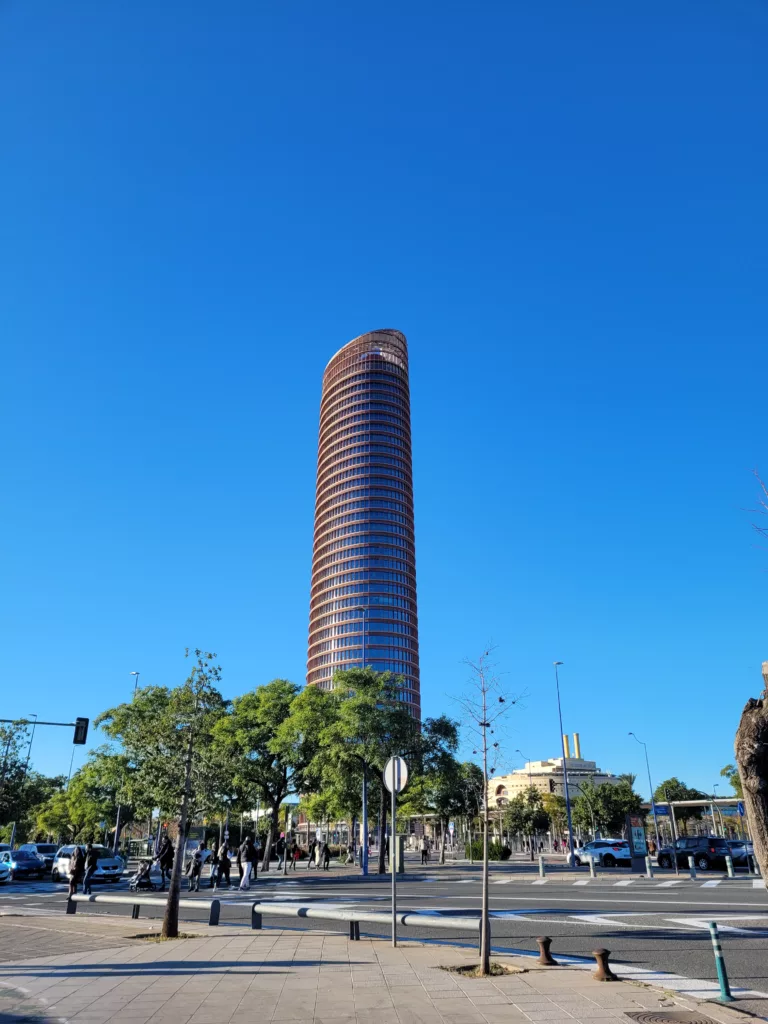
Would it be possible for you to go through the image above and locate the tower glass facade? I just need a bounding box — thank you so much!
[307,329,420,717]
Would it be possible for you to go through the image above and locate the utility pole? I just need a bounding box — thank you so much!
[554,663,575,867]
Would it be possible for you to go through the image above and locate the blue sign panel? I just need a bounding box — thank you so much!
[652,805,670,815]
[738,801,745,816]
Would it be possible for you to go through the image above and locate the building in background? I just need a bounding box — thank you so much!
[488,733,621,806]
[306,329,420,717]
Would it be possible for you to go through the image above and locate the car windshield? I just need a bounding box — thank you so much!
[13,852,36,861]
[94,849,115,860]
[36,845,57,854]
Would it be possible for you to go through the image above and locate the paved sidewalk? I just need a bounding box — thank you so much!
[0,916,755,1024]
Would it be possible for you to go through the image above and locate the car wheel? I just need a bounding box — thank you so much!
[574,857,582,867]
[695,855,710,871]
[603,854,616,867]
[658,854,671,869]
[51,868,59,882]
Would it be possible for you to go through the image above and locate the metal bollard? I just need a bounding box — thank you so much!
[208,899,220,926]
[688,855,697,880]
[538,856,546,878]
[708,922,734,1002]
[131,905,140,919]
[251,906,263,930]
[589,858,596,879]
[725,855,735,879]
[751,855,762,877]
[66,897,77,915]
[645,856,654,879]
[592,948,618,982]
[536,936,558,966]
[349,920,360,941]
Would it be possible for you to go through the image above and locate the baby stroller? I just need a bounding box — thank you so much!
[129,859,158,892]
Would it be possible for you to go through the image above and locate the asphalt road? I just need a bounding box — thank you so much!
[3,863,768,1013]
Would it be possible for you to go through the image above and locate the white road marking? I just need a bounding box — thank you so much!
[701,880,721,888]
[754,879,765,889]
[657,880,683,887]
[572,880,590,886]
[613,880,633,887]
[531,879,547,885]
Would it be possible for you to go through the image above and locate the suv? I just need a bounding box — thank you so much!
[657,836,730,871]
[573,839,631,867]
[18,843,58,871]
[51,845,124,884]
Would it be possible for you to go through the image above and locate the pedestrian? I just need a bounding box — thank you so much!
[216,841,231,889]
[68,844,85,898]
[157,836,174,891]
[276,832,286,870]
[306,838,316,870]
[385,835,390,869]
[239,835,257,890]
[186,841,205,892]
[208,844,219,888]
[82,842,99,895]
[322,842,331,870]
[420,835,429,865]
[290,840,299,870]
[236,840,243,884]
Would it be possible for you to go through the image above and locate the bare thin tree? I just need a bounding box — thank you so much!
[455,647,522,975]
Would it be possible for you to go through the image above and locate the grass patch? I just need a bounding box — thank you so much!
[134,932,202,942]
[440,962,526,977]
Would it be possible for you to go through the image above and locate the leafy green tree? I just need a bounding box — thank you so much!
[424,759,478,864]
[572,779,642,836]
[503,788,548,850]
[97,649,228,937]
[653,777,709,834]
[543,793,568,838]
[720,764,743,798]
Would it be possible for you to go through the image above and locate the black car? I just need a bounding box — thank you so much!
[726,839,753,867]
[657,836,731,871]
[18,843,58,871]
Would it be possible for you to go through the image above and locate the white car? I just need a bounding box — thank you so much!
[0,859,10,884]
[573,839,631,868]
[51,845,124,884]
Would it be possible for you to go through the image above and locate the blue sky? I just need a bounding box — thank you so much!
[2,1,767,797]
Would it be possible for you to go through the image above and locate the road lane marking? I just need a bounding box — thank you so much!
[573,880,590,886]
[754,879,765,889]
[531,880,547,885]
[613,880,633,887]
[701,880,720,888]
[657,880,683,887]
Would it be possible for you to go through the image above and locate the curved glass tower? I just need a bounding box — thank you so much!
[307,329,420,718]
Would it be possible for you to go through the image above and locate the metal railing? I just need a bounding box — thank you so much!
[67,893,221,926]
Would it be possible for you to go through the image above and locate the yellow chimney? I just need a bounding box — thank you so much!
[563,734,571,758]
[573,732,581,759]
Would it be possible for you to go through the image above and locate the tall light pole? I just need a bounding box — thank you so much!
[553,663,575,866]
[629,732,661,852]
[516,749,534,860]
[130,671,140,694]
[712,784,724,836]
[355,605,369,875]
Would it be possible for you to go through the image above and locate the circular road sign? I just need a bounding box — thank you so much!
[384,756,409,794]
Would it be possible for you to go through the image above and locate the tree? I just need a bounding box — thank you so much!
[97,649,228,937]
[503,789,548,850]
[734,661,768,883]
[456,648,520,977]
[572,779,641,836]
[720,764,743,798]
[653,778,708,834]
[543,793,568,839]
[424,759,476,865]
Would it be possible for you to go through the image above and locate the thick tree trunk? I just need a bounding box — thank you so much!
[735,662,768,886]
[162,726,193,938]
[261,803,279,871]
[378,780,387,875]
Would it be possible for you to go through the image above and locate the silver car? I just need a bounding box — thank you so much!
[52,845,124,884]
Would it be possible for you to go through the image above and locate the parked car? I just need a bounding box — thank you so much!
[726,839,753,867]
[657,836,731,871]
[51,845,124,884]
[0,859,10,884]
[573,840,631,867]
[0,849,46,880]
[18,843,58,871]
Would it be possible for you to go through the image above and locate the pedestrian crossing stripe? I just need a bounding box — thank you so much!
[613,880,633,887]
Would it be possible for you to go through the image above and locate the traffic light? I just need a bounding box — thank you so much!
[549,779,556,793]
[73,717,89,744]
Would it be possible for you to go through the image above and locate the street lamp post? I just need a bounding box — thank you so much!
[516,749,535,861]
[712,784,725,836]
[355,605,369,876]
[130,671,140,695]
[553,663,576,867]
[629,732,661,853]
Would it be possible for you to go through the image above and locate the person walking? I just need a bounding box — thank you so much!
[239,835,257,890]
[157,836,174,891]
[322,842,331,871]
[306,838,316,870]
[289,839,299,871]
[186,842,205,892]
[235,840,243,884]
[68,845,85,898]
[208,844,219,889]
[276,833,286,870]
[420,835,429,865]
[82,843,99,895]
[216,841,231,889]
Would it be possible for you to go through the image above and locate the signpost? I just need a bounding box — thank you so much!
[383,756,409,947]
[626,813,648,872]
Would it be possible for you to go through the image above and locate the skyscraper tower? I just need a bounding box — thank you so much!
[307,329,421,717]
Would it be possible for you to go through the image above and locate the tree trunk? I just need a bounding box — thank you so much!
[261,803,280,871]
[162,724,194,938]
[735,663,768,885]
[378,779,387,875]
[440,817,446,865]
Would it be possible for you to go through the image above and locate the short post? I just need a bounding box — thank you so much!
[708,922,734,1002]
[688,855,697,880]
[592,948,618,982]
[725,855,735,879]
[251,905,262,930]
[645,855,654,879]
[751,855,761,877]
[208,899,220,926]
[349,920,360,941]
[589,857,596,879]
[536,936,558,966]
[538,855,546,878]
[66,896,77,915]
[131,904,140,919]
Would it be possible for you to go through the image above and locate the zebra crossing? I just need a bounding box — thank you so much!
[490,876,765,890]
